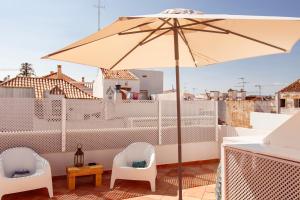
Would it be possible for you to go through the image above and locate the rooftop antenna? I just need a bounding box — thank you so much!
[255,84,262,99]
[254,83,285,96]
[192,88,196,94]
[204,89,210,99]
[237,77,249,91]
[94,0,105,30]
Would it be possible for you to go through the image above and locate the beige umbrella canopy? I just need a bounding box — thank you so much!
[44,9,300,70]
[44,8,300,199]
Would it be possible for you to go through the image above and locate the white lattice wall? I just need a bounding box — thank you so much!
[224,146,300,200]
[0,98,217,154]
[0,131,62,153]
[161,100,217,145]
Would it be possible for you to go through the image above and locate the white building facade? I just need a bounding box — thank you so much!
[93,69,163,100]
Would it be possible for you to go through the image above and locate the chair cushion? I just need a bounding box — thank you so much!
[2,148,36,177]
[11,169,31,178]
[132,160,147,168]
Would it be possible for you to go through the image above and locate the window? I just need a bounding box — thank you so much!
[280,99,286,108]
[294,99,300,108]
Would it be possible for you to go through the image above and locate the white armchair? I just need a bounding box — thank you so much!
[110,142,157,192]
[0,147,53,199]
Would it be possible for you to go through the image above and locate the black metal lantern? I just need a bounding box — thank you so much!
[74,144,84,167]
[115,84,121,92]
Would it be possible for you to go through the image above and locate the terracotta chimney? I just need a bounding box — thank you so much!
[57,65,62,79]
[82,77,85,83]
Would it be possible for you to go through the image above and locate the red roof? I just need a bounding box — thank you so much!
[42,71,91,90]
[101,69,138,80]
[280,79,300,93]
[0,76,95,99]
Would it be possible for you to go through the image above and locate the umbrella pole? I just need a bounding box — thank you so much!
[175,62,183,200]
[173,19,183,200]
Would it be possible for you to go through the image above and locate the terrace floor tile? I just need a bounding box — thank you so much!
[2,160,218,200]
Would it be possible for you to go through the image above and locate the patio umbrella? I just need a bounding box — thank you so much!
[43,8,300,199]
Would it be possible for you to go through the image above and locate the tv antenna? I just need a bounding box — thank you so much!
[254,83,285,96]
[237,77,249,91]
[94,0,105,30]
[255,84,262,97]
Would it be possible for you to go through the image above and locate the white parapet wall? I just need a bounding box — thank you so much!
[264,111,300,150]
[250,112,291,131]
[42,141,219,176]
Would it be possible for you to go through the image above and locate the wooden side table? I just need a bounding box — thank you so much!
[66,164,104,190]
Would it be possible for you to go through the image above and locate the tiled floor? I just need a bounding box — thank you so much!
[3,160,218,200]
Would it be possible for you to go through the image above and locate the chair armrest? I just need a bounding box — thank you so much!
[35,155,50,171]
[0,159,6,178]
[113,151,127,167]
[145,153,156,169]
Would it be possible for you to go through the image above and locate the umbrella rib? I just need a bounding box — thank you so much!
[179,19,224,28]
[43,21,156,59]
[178,22,220,65]
[186,18,287,52]
[110,18,172,70]
[118,19,224,35]
[177,22,197,67]
[43,19,224,59]
[181,28,228,34]
[140,29,172,45]
[140,18,175,45]
[118,21,160,34]
[159,18,175,27]
[118,27,172,35]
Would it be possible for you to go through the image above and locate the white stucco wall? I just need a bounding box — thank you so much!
[130,69,163,95]
[42,142,219,176]
[93,69,140,100]
[93,70,104,98]
[152,92,184,101]
[264,111,300,150]
[103,79,139,98]
[250,112,291,131]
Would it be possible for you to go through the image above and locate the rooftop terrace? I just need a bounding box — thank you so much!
[2,161,218,200]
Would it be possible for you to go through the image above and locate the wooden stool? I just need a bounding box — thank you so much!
[66,165,104,190]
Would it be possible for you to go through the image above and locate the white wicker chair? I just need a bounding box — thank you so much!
[110,142,157,192]
[0,147,53,199]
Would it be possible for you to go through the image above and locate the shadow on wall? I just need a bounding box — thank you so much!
[263,111,300,150]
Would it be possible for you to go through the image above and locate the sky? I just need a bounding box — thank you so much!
[1,0,300,95]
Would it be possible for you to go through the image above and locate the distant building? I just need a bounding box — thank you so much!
[130,69,163,99]
[151,89,195,101]
[43,65,93,95]
[93,69,140,101]
[210,91,220,101]
[93,68,163,100]
[228,89,246,100]
[194,93,209,100]
[276,79,300,114]
[0,76,94,99]
[245,95,273,101]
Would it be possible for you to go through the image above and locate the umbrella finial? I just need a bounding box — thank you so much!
[161,8,203,15]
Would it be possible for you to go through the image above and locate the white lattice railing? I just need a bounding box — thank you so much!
[224,146,300,200]
[0,97,217,153]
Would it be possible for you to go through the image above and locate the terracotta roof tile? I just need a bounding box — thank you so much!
[0,77,95,99]
[101,69,138,80]
[280,79,300,93]
[42,72,91,90]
